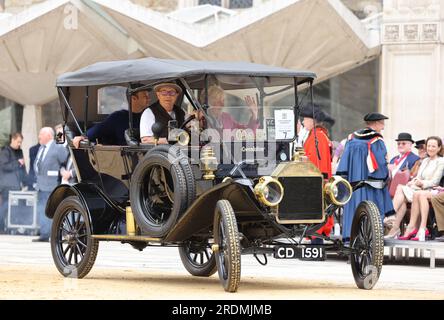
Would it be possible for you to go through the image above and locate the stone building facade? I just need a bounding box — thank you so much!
[0,0,442,161]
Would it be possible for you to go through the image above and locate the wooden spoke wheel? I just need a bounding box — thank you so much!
[179,239,217,277]
[213,200,241,293]
[350,201,384,290]
[51,196,99,278]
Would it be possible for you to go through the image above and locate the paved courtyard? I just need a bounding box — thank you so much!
[0,235,443,299]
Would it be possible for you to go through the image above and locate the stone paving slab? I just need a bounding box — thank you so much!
[1,235,444,296]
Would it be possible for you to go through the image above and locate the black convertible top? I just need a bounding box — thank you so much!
[57,57,316,87]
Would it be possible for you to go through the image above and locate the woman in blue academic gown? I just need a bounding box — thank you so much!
[336,112,395,239]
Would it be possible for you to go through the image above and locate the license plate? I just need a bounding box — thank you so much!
[274,245,326,261]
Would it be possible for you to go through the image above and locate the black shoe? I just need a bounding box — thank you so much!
[311,237,324,245]
[32,237,49,242]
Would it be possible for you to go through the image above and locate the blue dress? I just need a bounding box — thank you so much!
[336,129,395,239]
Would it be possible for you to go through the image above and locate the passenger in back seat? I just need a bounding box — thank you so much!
[72,83,149,148]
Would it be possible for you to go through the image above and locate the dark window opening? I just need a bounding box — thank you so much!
[229,0,253,9]
[198,0,222,6]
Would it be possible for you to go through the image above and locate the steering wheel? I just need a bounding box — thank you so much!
[180,114,196,130]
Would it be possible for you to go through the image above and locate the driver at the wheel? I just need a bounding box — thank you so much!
[140,83,185,144]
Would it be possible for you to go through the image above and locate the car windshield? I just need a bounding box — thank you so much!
[196,75,296,142]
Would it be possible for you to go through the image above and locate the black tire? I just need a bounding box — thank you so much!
[179,240,217,277]
[148,145,196,207]
[213,200,241,292]
[51,196,99,278]
[350,200,384,290]
[130,152,188,237]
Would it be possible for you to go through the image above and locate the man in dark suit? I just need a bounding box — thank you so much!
[55,124,77,185]
[33,127,68,242]
[27,143,40,190]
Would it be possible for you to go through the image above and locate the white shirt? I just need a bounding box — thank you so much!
[140,108,176,138]
[295,127,309,148]
[391,152,410,177]
[34,140,53,174]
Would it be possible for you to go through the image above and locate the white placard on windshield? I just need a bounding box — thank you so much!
[274,110,294,140]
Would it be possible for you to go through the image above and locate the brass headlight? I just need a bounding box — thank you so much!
[176,130,190,146]
[169,129,190,146]
[254,176,284,207]
[324,176,352,206]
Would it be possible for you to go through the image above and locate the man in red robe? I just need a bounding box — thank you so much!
[300,106,333,239]
[301,105,332,178]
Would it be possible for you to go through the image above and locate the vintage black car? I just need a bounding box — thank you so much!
[47,58,384,292]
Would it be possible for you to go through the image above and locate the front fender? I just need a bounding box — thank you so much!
[164,181,263,242]
[45,183,123,234]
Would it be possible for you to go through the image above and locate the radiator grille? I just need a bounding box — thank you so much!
[277,176,324,222]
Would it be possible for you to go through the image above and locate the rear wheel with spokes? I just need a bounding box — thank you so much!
[350,201,383,289]
[51,196,99,278]
[179,239,216,277]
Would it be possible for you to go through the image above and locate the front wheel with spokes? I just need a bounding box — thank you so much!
[213,200,241,292]
[51,196,99,278]
[350,200,383,290]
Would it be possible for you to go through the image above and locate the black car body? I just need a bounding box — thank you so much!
[46,58,383,292]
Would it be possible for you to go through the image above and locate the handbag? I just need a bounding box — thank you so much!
[389,168,411,198]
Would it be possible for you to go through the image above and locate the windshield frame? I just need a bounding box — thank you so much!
[182,74,309,143]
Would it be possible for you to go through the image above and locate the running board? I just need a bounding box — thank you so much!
[92,235,163,242]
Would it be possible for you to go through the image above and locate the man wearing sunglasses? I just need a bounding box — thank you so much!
[388,132,420,176]
[140,83,185,144]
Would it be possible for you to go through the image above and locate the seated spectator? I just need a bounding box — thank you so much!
[388,132,420,175]
[385,136,444,240]
[431,188,444,241]
[72,83,149,148]
[410,139,426,178]
[387,133,420,199]
[385,138,427,226]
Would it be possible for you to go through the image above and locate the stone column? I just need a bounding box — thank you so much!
[21,105,42,169]
[329,77,342,140]
[380,0,443,157]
